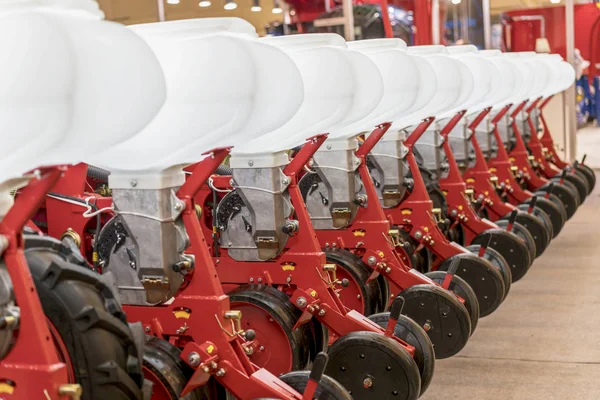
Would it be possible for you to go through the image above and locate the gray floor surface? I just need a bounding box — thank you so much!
[422,177,600,399]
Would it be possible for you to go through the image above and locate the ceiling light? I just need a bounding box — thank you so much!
[167,0,180,4]
[451,0,461,4]
[199,0,211,6]
[549,0,561,3]
[272,0,282,13]
[224,0,237,10]
[251,0,262,11]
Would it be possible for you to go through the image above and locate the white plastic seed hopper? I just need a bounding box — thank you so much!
[0,0,165,214]
[537,54,576,98]
[91,18,304,188]
[406,46,475,174]
[303,38,426,228]
[230,33,383,168]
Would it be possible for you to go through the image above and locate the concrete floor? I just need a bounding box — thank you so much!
[422,179,600,399]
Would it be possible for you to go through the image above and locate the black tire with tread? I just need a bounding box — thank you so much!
[24,234,144,400]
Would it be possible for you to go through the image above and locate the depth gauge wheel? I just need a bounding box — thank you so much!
[465,245,511,299]
[470,228,530,283]
[278,371,352,400]
[368,313,435,394]
[325,332,421,400]
[575,164,596,191]
[495,219,536,264]
[527,195,565,238]
[437,253,505,318]
[537,181,579,220]
[396,284,472,358]
[24,235,145,400]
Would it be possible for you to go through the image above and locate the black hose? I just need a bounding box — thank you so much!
[87,165,110,181]
[215,165,233,176]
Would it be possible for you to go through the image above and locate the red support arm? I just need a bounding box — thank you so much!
[467,107,493,131]
[355,123,392,158]
[177,147,232,199]
[283,134,328,177]
[402,117,436,149]
[439,111,467,137]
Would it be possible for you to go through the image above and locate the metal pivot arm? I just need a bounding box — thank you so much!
[402,117,436,150]
[510,100,529,119]
[439,112,469,183]
[526,97,543,114]
[491,104,513,125]
[0,168,64,237]
[439,111,467,137]
[355,122,392,158]
[468,107,493,132]
[283,134,328,177]
[177,147,232,199]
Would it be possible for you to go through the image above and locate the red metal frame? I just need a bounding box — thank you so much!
[121,148,311,399]
[462,105,524,221]
[383,118,469,268]
[197,137,417,357]
[484,102,541,208]
[0,168,73,399]
[311,124,456,305]
[436,110,500,244]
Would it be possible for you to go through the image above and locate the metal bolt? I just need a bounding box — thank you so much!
[385,267,392,274]
[216,368,226,377]
[188,352,201,367]
[354,159,360,165]
[367,256,377,266]
[423,320,432,332]
[332,242,337,248]
[202,366,210,373]
[282,178,289,185]
[257,278,262,283]
[429,240,435,246]
[174,202,182,211]
[144,326,150,333]
[249,278,254,283]
[414,231,423,240]
[248,160,254,166]
[357,294,361,299]
[130,180,137,187]
[227,242,233,247]
[286,276,292,283]
[296,297,308,308]
[326,145,332,150]
[363,377,373,388]
[451,210,458,217]
[210,361,218,369]
[318,309,326,317]
[259,346,265,352]
[325,243,330,248]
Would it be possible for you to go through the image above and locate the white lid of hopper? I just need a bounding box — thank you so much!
[92,18,304,172]
[0,0,165,185]
[235,33,384,154]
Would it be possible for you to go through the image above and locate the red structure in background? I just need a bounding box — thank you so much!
[503,4,600,75]
[285,0,442,44]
